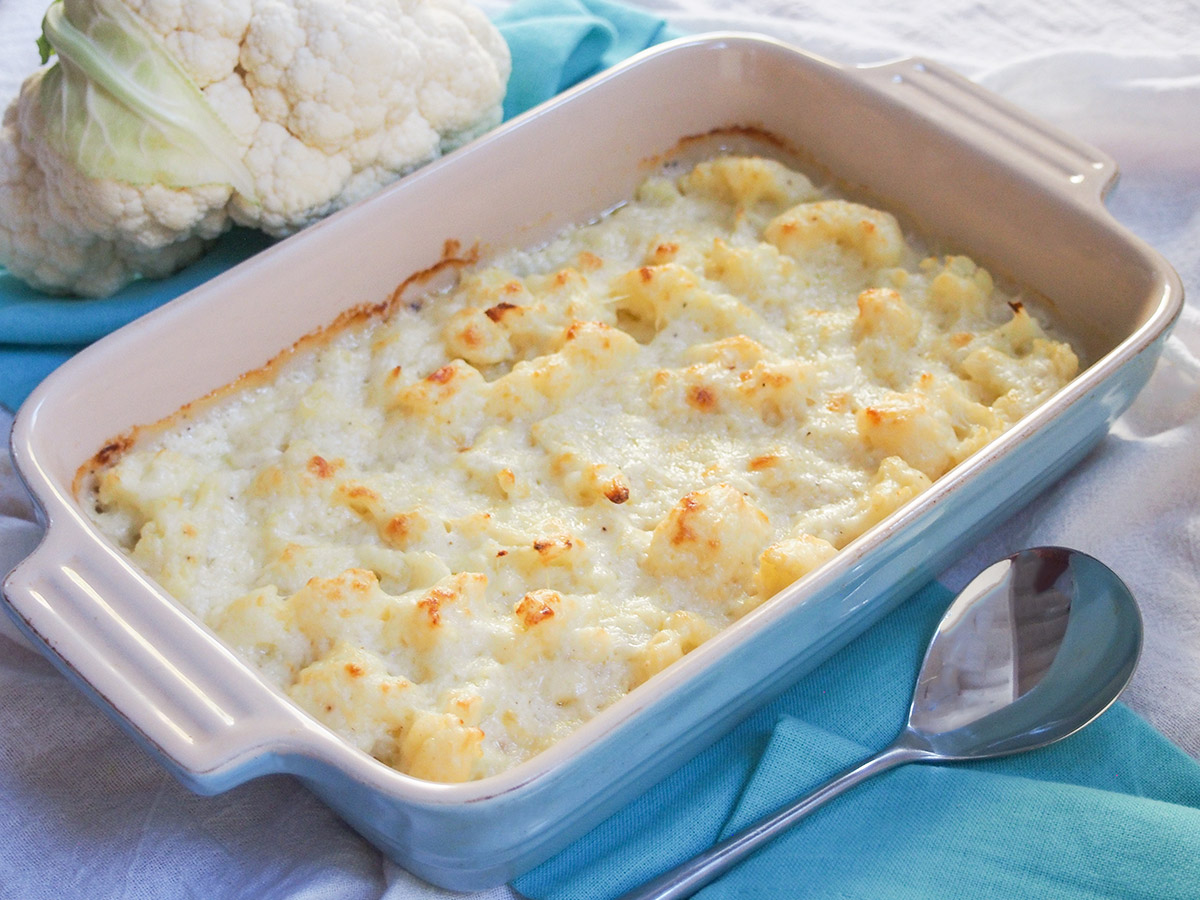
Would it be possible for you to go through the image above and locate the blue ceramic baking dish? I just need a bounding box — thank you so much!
[3,33,1182,890]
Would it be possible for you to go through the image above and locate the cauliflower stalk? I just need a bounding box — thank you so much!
[0,0,511,297]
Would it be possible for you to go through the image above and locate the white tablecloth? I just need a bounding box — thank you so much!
[2,0,1199,897]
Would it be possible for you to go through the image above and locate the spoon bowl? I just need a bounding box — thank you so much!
[905,546,1142,759]
[620,546,1142,900]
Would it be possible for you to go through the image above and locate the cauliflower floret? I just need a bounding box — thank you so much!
[124,0,254,87]
[754,533,838,599]
[631,610,717,686]
[765,200,904,271]
[0,87,226,296]
[857,390,959,479]
[643,483,773,605]
[0,0,511,297]
[679,155,820,209]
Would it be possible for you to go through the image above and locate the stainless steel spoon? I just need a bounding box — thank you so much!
[619,546,1142,900]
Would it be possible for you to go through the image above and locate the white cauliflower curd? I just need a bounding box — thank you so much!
[0,0,510,296]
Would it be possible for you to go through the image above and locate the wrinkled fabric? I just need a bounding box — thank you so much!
[3,0,1199,898]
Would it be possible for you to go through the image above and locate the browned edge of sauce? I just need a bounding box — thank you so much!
[70,123,928,500]
[72,238,480,499]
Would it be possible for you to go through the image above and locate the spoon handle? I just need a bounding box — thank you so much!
[615,740,928,900]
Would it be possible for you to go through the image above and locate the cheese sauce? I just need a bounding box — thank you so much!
[86,156,1079,781]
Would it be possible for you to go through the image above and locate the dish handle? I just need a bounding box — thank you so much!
[2,527,323,793]
[860,57,1118,207]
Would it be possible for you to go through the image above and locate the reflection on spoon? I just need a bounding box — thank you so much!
[911,548,1072,733]
[618,547,1142,900]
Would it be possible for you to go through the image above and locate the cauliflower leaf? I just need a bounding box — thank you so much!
[37,0,256,197]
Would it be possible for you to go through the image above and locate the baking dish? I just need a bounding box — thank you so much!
[1,33,1182,890]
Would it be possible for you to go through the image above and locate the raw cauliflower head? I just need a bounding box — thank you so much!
[0,0,511,297]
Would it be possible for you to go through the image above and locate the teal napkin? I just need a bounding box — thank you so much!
[494,0,672,119]
[0,0,675,413]
[514,581,1200,899]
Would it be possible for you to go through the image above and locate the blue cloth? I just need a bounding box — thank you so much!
[513,581,1200,899]
[0,0,675,413]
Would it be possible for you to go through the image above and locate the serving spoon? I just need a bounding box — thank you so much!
[619,546,1143,900]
